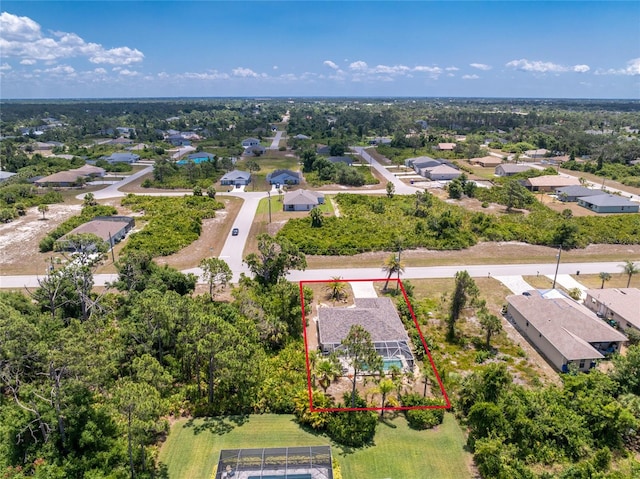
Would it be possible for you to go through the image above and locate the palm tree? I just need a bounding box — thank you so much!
[621,260,639,288]
[376,378,395,417]
[382,253,405,290]
[316,355,341,393]
[324,276,347,303]
[309,207,323,228]
[599,272,611,289]
[38,204,49,220]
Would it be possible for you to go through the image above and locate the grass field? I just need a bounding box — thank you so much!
[157,414,473,479]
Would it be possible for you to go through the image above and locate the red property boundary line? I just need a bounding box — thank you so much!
[300,277,451,413]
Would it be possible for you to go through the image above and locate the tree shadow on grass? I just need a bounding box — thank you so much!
[378,415,399,428]
[156,462,169,479]
[184,415,249,436]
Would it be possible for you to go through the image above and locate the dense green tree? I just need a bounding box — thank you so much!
[339,325,383,408]
[309,206,323,228]
[385,181,395,198]
[199,258,232,300]
[447,270,479,340]
[244,234,307,285]
[479,308,502,348]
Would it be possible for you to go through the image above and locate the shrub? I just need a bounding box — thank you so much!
[326,393,378,447]
[401,393,445,430]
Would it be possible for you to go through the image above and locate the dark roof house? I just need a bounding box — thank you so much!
[267,169,301,185]
[555,186,602,202]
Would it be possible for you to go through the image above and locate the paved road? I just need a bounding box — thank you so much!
[78,164,154,200]
[352,147,420,195]
[0,261,627,290]
[269,131,284,150]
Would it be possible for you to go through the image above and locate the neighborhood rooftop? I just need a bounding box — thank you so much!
[507,293,628,361]
[318,297,409,345]
[584,288,640,330]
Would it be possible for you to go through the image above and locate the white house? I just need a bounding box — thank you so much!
[282,189,325,211]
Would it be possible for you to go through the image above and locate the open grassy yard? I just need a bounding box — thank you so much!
[157,414,473,479]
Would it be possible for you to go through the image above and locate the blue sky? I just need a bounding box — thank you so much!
[1,1,639,99]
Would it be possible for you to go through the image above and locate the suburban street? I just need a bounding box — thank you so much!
[0,261,630,290]
[5,144,636,291]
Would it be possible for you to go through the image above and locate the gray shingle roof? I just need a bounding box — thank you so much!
[318,297,409,346]
[507,294,627,360]
[578,194,638,207]
[555,186,601,197]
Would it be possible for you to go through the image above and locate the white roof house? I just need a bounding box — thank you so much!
[282,189,325,211]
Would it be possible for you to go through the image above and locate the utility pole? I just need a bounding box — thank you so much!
[267,191,271,224]
[552,245,562,289]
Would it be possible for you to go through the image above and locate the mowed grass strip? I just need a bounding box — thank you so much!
[157,414,472,479]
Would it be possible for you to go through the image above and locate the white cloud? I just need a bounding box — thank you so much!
[118,69,139,76]
[20,59,36,65]
[506,58,590,73]
[272,65,278,70]
[0,12,143,65]
[323,60,339,70]
[232,67,261,78]
[45,65,75,74]
[93,68,107,74]
[0,12,41,41]
[181,70,230,80]
[445,66,459,71]
[596,58,640,76]
[462,74,479,80]
[372,64,410,74]
[470,63,492,71]
[0,63,12,71]
[349,61,368,71]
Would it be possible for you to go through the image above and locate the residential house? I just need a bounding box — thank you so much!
[243,145,266,157]
[584,288,640,334]
[282,189,325,211]
[267,169,301,185]
[405,156,440,172]
[423,164,461,181]
[555,186,602,202]
[524,175,580,192]
[316,145,331,156]
[0,171,17,182]
[368,137,392,146]
[167,134,190,147]
[495,164,535,177]
[469,156,503,168]
[318,297,414,371]
[59,216,135,250]
[69,164,106,178]
[577,194,639,213]
[327,156,353,166]
[415,120,429,129]
[437,143,456,151]
[506,292,627,372]
[525,148,550,158]
[293,134,311,140]
[34,171,87,187]
[101,153,140,164]
[241,138,261,148]
[106,137,134,146]
[220,170,251,187]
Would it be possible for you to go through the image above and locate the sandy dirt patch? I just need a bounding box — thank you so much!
[1,204,83,275]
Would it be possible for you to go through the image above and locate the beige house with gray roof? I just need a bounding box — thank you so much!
[506,292,627,372]
[318,297,414,370]
[282,189,324,211]
[583,288,640,334]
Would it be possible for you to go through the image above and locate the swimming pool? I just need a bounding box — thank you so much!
[176,157,213,165]
[383,358,404,370]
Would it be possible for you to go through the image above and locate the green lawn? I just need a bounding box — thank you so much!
[157,414,472,479]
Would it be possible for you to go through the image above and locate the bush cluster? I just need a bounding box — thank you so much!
[39,205,118,252]
[121,194,224,257]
